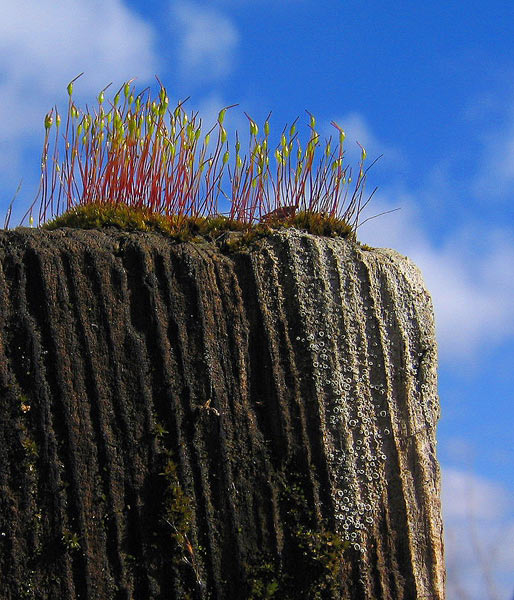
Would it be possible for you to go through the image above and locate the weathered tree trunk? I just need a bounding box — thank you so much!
[0,228,445,599]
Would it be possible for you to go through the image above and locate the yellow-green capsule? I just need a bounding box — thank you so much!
[218,108,226,125]
[159,97,169,116]
[281,133,287,148]
[222,150,230,164]
[204,133,211,147]
[114,92,120,106]
[236,155,242,169]
[361,147,367,161]
[98,91,105,104]
[309,114,316,129]
[250,121,258,136]
[221,127,227,144]
[44,112,53,130]
[67,81,74,97]
[264,120,270,136]
[56,113,61,128]
[124,82,131,97]
[289,122,296,137]
[325,142,331,157]
[339,130,346,145]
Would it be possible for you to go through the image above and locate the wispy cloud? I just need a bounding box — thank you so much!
[442,467,514,600]
[360,188,514,362]
[170,2,240,83]
[467,92,514,202]
[0,0,159,215]
[0,0,158,126]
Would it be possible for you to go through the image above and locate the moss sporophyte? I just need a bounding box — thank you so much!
[12,74,383,238]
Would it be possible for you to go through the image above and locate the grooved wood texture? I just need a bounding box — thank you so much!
[0,228,445,599]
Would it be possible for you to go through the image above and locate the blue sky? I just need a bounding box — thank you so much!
[1,1,513,597]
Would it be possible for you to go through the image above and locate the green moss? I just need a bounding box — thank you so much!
[41,203,357,243]
[247,559,280,599]
[43,203,186,235]
[274,210,355,239]
[156,440,205,594]
[358,242,374,251]
[245,473,349,599]
[61,528,81,552]
[159,455,194,550]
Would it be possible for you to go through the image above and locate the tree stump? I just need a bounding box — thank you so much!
[0,228,445,599]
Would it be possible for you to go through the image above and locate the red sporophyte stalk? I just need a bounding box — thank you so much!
[22,75,379,232]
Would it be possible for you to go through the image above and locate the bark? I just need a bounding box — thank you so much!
[0,227,445,599]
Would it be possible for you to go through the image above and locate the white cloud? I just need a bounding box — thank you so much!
[467,93,514,201]
[0,0,158,119]
[360,189,514,362]
[442,467,514,600]
[442,467,513,521]
[0,0,159,218]
[171,2,239,83]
